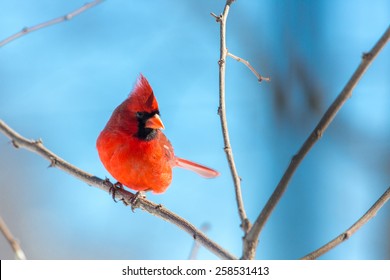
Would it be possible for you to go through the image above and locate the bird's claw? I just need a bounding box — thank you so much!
[107,181,146,211]
[129,191,146,212]
[109,181,124,202]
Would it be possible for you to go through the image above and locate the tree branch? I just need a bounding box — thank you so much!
[227,52,270,82]
[213,0,250,235]
[188,223,210,260]
[0,215,27,260]
[0,120,237,260]
[0,0,104,48]
[242,25,390,259]
[301,187,390,260]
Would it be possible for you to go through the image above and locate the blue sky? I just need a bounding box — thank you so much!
[1,0,389,259]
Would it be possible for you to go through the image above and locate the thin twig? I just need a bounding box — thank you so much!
[214,0,250,235]
[0,120,237,260]
[301,187,390,260]
[188,223,211,260]
[0,215,27,260]
[0,0,104,48]
[227,52,270,82]
[242,25,390,260]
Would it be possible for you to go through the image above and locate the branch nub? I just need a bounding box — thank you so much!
[210,12,222,22]
[362,52,373,60]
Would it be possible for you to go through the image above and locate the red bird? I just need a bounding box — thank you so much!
[96,74,219,194]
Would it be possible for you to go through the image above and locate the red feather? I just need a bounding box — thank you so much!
[96,74,219,194]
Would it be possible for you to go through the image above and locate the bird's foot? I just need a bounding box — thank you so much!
[129,191,146,212]
[109,181,124,202]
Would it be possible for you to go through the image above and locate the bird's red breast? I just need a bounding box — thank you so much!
[96,74,219,194]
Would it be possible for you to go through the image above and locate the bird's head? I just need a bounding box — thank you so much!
[117,74,164,140]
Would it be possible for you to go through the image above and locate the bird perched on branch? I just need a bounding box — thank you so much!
[96,74,219,194]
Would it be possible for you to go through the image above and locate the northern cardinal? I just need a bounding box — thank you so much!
[96,74,219,194]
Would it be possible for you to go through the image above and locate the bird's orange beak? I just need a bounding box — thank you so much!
[145,114,165,130]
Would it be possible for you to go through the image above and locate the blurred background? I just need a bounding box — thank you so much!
[0,0,389,260]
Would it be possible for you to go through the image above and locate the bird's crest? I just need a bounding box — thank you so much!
[127,74,159,112]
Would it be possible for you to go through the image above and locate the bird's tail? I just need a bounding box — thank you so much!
[175,157,219,178]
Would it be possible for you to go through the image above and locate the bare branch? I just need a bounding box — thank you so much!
[0,120,237,260]
[213,0,250,235]
[0,0,104,48]
[242,25,390,260]
[301,187,390,260]
[210,12,221,22]
[227,52,270,82]
[188,223,211,260]
[0,215,26,260]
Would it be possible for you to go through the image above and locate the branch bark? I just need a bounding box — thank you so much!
[213,0,251,235]
[301,187,390,260]
[0,215,27,260]
[0,0,104,48]
[227,52,270,82]
[0,120,237,260]
[242,25,390,259]
[188,223,210,260]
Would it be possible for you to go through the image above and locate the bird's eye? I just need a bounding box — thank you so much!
[136,112,144,119]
